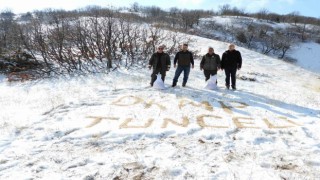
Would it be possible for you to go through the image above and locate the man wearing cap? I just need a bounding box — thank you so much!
[148,45,171,87]
[172,43,194,87]
[200,47,221,82]
[221,44,242,90]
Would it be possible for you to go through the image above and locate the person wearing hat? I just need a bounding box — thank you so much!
[200,47,221,82]
[148,45,171,87]
[221,44,242,90]
[172,43,194,87]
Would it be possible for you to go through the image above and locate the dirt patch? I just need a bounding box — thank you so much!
[276,163,298,170]
[1,53,44,82]
[303,82,320,93]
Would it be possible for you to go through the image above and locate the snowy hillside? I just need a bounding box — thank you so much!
[199,16,320,74]
[289,42,320,74]
[201,16,292,29]
[0,34,320,179]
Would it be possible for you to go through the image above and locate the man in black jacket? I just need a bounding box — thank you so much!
[172,44,194,87]
[200,47,221,82]
[148,45,171,87]
[221,44,242,90]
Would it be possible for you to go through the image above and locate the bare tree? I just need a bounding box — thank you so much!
[255,9,269,21]
[19,12,33,22]
[130,2,140,12]
[0,10,16,51]
[287,11,301,25]
[219,4,232,16]
[168,7,181,29]
[274,29,296,59]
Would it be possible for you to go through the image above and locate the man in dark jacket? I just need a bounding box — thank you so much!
[221,44,242,90]
[172,44,194,87]
[200,47,221,82]
[148,45,171,87]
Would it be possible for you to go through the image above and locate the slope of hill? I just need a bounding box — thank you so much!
[202,16,292,29]
[0,34,319,179]
[198,15,320,74]
[289,42,320,73]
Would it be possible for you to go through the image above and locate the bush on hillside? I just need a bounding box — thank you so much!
[236,31,247,44]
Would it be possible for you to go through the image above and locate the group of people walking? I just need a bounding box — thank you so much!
[148,43,242,90]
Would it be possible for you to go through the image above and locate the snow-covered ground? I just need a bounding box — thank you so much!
[289,42,320,74]
[201,16,292,30]
[200,16,320,74]
[202,15,318,31]
[0,74,5,83]
[0,35,320,179]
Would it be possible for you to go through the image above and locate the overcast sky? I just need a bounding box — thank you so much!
[0,0,319,18]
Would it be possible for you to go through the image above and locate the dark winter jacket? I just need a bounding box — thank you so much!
[174,50,194,66]
[221,50,242,70]
[149,52,171,71]
[200,53,221,70]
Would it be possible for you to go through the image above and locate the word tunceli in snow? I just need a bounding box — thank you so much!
[84,95,301,129]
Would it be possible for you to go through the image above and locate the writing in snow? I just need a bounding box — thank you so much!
[84,95,301,130]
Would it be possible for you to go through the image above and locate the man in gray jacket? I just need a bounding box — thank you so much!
[200,47,221,82]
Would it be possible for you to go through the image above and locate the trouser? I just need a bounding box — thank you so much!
[204,70,217,82]
[225,68,237,87]
[151,68,166,86]
[173,65,191,85]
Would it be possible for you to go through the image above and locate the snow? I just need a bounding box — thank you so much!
[289,42,320,74]
[1,34,320,179]
[203,15,318,30]
[0,74,5,83]
[204,75,217,90]
[153,74,166,90]
[200,16,320,74]
[119,9,145,17]
[201,16,293,30]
